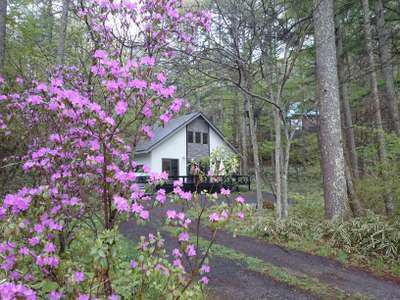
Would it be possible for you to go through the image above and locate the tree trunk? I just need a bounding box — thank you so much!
[362,0,394,215]
[243,74,263,209]
[56,0,70,66]
[45,0,54,44]
[336,22,364,217]
[241,98,249,175]
[281,129,291,220]
[270,70,283,219]
[0,0,7,72]
[314,0,348,220]
[337,25,360,180]
[344,158,363,216]
[273,98,282,218]
[375,0,400,135]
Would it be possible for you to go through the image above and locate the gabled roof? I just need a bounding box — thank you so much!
[135,111,239,155]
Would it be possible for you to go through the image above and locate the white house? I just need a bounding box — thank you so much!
[135,111,239,177]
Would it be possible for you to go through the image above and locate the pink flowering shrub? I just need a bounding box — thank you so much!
[0,0,244,298]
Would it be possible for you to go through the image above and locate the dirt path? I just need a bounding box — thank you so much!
[120,208,400,299]
[197,227,400,299]
[120,221,318,300]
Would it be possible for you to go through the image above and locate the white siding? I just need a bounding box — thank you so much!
[135,153,151,168]
[210,128,233,154]
[150,127,187,176]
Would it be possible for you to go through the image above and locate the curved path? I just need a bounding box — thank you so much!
[120,205,400,299]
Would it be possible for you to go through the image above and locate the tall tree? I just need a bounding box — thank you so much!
[337,21,363,216]
[375,0,400,135]
[0,0,6,72]
[314,0,348,220]
[56,0,70,66]
[361,0,394,215]
[337,23,360,180]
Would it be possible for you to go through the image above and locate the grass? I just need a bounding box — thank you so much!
[223,169,400,278]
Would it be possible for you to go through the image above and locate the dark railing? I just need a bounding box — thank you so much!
[136,175,251,193]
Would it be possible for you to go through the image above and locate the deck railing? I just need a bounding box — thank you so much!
[136,175,252,192]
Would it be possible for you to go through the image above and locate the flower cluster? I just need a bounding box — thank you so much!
[0,0,244,298]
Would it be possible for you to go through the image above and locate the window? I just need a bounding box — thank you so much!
[162,159,179,177]
[202,133,208,145]
[187,131,194,143]
[195,132,201,143]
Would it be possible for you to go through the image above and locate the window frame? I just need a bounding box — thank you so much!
[187,131,194,143]
[162,158,179,177]
[195,132,201,143]
[202,132,208,145]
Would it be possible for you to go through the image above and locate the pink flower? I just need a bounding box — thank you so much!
[140,210,149,220]
[220,188,231,196]
[44,242,56,253]
[19,247,30,256]
[221,210,229,220]
[106,80,118,92]
[142,125,154,139]
[129,79,147,89]
[235,195,245,204]
[186,244,196,257]
[28,237,40,246]
[77,295,89,300]
[36,82,47,91]
[160,112,171,124]
[166,210,176,220]
[115,101,128,116]
[178,231,189,242]
[181,191,192,201]
[172,248,182,258]
[237,212,245,220]
[113,195,130,212]
[130,260,137,269]
[170,99,183,113]
[173,258,182,268]
[200,276,209,285]
[140,56,155,66]
[131,203,143,214]
[27,95,42,105]
[16,77,24,85]
[200,264,210,273]
[173,179,183,188]
[49,290,63,300]
[209,213,220,222]
[74,271,85,283]
[156,72,166,83]
[156,189,166,204]
[93,49,108,59]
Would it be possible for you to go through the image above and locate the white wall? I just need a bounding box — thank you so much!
[135,153,151,168]
[150,127,187,176]
[210,128,233,154]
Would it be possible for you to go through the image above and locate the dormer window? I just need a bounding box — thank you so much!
[203,133,208,144]
[187,131,194,143]
[195,132,201,143]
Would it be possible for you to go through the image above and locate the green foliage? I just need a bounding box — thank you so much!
[325,213,400,260]
[209,147,240,176]
[356,129,400,215]
[46,226,205,299]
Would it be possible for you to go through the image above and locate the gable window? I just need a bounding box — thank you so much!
[187,131,194,143]
[162,159,179,177]
[195,132,201,143]
[202,133,208,145]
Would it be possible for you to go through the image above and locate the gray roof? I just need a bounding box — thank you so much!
[135,111,239,155]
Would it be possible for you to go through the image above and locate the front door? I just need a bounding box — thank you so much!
[162,159,179,178]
